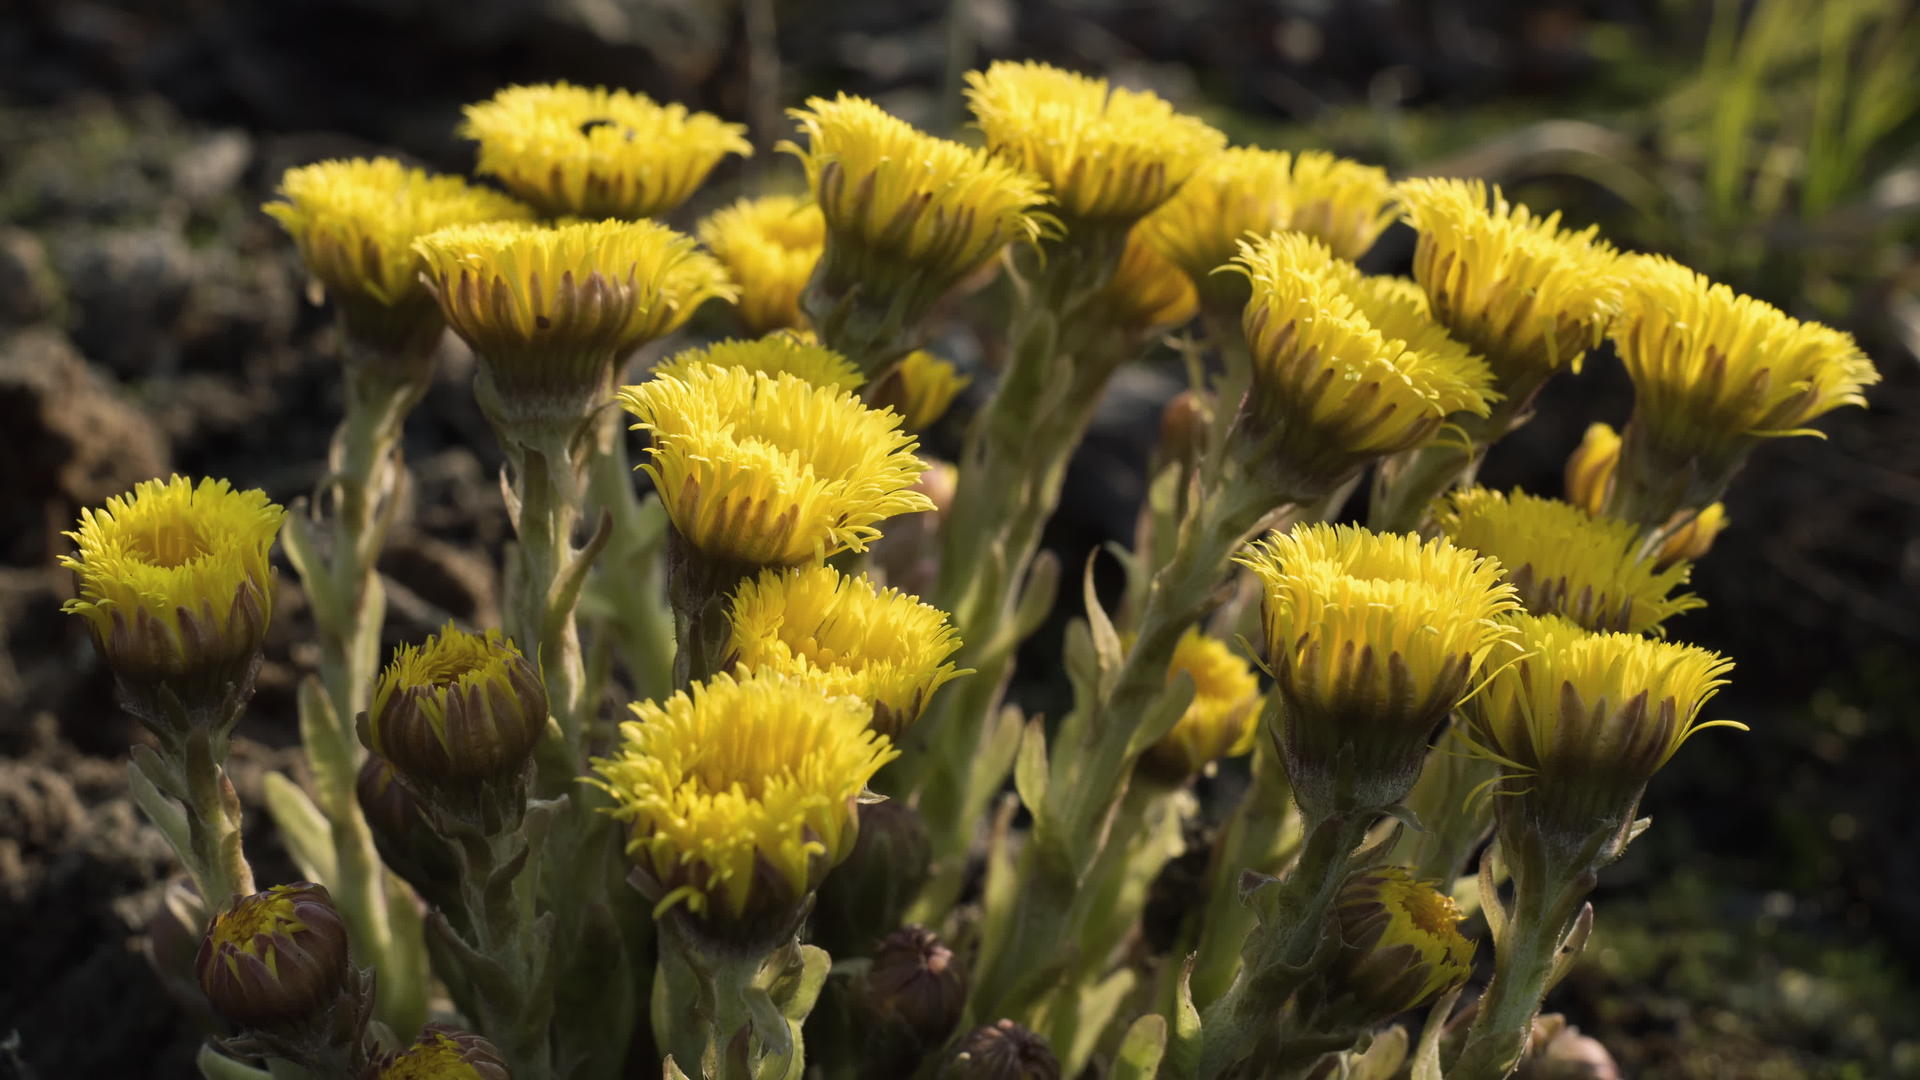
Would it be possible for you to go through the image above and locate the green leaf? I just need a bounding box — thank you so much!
[1013,717,1050,818]
[127,753,190,865]
[1409,985,1464,1080]
[1082,550,1124,683]
[1064,969,1139,1076]
[1164,956,1203,1080]
[1346,1025,1409,1080]
[661,1056,694,1080]
[1012,550,1062,644]
[768,945,831,1022]
[1110,1014,1169,1080]
[196,1044,272,1080]
[261,771,336,885]
[741,985,793,1062]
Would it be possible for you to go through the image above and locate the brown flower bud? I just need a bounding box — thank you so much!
[361,624,548,787]
[862,926,966,1046]
[1516,1015,1621,1080]
[944,1019,1061,1080]
[196,883,350,1030]
[361,1023,510,1080]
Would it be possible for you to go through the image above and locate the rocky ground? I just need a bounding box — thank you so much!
[3,2,1918,1077]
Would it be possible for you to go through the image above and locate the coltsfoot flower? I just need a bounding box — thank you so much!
[62,476,284,720]
[264,158,533,354]
[1607,254,1878,517]
[726,563,967,736]
[862,926,967,1047]
[414,219,734,431]
[1237,524,1518,822]
[1321,867,1475,1020]
[1139,628,1262,782]
[782,94,1049,370]
[1283,150,1397,262]
[360,623,548,821]
[367,1024,510,1080]
[1083,227,1201,344]
[589,670,897,946]
[1436,487,1703,634]
[619,365,932,567]
[965,61,1225,224]
[196,883,351,1030]
[868,349,971,431]
[1232,233,1496,494]
[1565,423,1729,567]
[947,1019,1062,1080]
[1395,178,1621,404]
[697,194,826,333]
[1461,613,1738,863]
[461,82,750,219]
[650,333,864,392]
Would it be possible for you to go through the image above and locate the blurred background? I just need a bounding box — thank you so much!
[1,1,1916,1076]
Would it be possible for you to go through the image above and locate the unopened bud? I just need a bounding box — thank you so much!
[1157,389,1210,469]
[1517,1015,1620,1080]
[362,1023,510,1080]
[1321,867,1474,1021]
[944,1019,1061,1080]
[356,756,458,903]
[196,883,350,1030]
[811,799,932,958]
[862,926,966,1046]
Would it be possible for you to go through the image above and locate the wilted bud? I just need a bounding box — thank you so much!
[811,799,933,958]
[1516,1015,1621,1080]
[196,883,351,1030]
[362,1023,510,1080]
[360,623,547,828]
[861,926,966,1046]
[1316,867,1474,1023]
[945,1019,1061,1080]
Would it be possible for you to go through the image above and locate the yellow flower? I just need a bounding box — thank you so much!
[781,94,1049,368]
[619,365,932,566]
[589,670,897,939]
[1609,254,1878,488]
[1086,227,1201,340]
[1564,423,1729,568]
[362,623,548,792]
[1395,177,1622,400]
[1237,523,1517,819]
[1231,233,1495,489]
[461,82,750,219]
[651,333,864,392]
[1284,150,1397,262]
[414,219,734,426]
[1139,628,1263,781]
[195,883,350,1029]
[263,158,532,351]
[1461,613,1738,862]
[868,349,971,431]
[1325,867,1475,1019]
[371,1026,508,1080]
[63,476,284,707]
[1142,147,1295,289]
[964,61,1225,223]
[696,194,825,333]
[1437,487,1702,634]
[726,564,967,736]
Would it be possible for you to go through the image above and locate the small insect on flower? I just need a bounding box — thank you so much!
[461,82,751,219]
[366,1024,510,1080]
[619,365,932,568]
[867,350,972,432]
[62,476,284,719]
[965,60,1226,224]
[1395,177,1622,402]
[1437,487,1703,634]
[1460,612,1738,864]
[650,333,865,393]
[1237,523,1519,822]
[196,883,351,1030]
[1138,628,1263,782]
[726,564,968,737]
[361,623,548,790]
[588,670,897,948]
[263,158,532,351]
[1320,866,1476,1020]
[697,194,826,334]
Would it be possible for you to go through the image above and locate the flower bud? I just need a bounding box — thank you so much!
[355,756,458,905]
[196,883,351,1030]
[1516,1015,1621,1080]
[811,798,932,959]
[944,1020,1061,1080]
[1319,867,1474,1022]
[861,926,967,1046]
[867,350,971,432]
[362,1023,510,1080]
[1138,628,1262,783]
[1155,389,1210,474]
[360,623,548,817]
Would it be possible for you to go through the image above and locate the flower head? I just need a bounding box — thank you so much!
[1323,867,1474,1019]
[264,158,532,350]
[782,95,1049,368]
[1284,150,1397,262]
[697,194,826,333]
[63,476,283,717]
[414,219,734,427]
[368,1024,510,1080]
[589,670,897,944]
[619,365,932,566]
[461,82,750,218]
[1140,629,1263,781]
[1142,147,1295,291]
[1437,488,1702,634]
[726,564,967,736]
[196,883,350,1030]
[651,333,864,392]
[1565,423,1729,568]
[361,623,548,794]
[1461,612,1738,862]
[1231,233,1496,492]
[868,349,971,431]
[1084,227,1200,341]
[965,61,1225,223]
[862,926,967,1047]
[1608,254,1878,502]
[1237,523,1518,820]
[1395,178,1621,400]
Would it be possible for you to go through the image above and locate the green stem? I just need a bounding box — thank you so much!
[1179,737,1301,1013]
[1450,854,1594,1079]
[450,820,555,1080]
[584,409,675,704]
[182,725,254,907]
